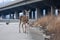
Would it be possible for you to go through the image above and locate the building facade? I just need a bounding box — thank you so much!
[0,0,59,20]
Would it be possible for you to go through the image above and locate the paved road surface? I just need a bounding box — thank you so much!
[0,22,45,40]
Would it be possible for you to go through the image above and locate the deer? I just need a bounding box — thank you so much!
[19,10,30,33]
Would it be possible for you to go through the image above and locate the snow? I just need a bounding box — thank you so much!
[0,22,44,40]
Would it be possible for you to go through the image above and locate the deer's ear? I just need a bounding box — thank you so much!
[25,10,27,12]
[25,10,30,12]
[28,10,30,12]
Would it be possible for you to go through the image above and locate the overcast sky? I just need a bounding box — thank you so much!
[0,0,23,8]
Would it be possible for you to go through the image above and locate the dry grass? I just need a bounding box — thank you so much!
[31,14,60,40]
[46,15,60,33]
[46,16,60,40]
[31,15,55,27]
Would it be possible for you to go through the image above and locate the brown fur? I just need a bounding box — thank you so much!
[20,16,28,24]
[19,15,28,33]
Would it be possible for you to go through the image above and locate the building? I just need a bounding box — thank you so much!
[0,0,60,20]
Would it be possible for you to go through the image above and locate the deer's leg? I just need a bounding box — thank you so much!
[23,23,25,33]
[25,24,26,33]
[19,21,21,33]
[22,23,24,33]
[24,23,27,33]
[22,23,26,33]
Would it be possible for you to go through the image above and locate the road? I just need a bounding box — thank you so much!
[0,22,45,40]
